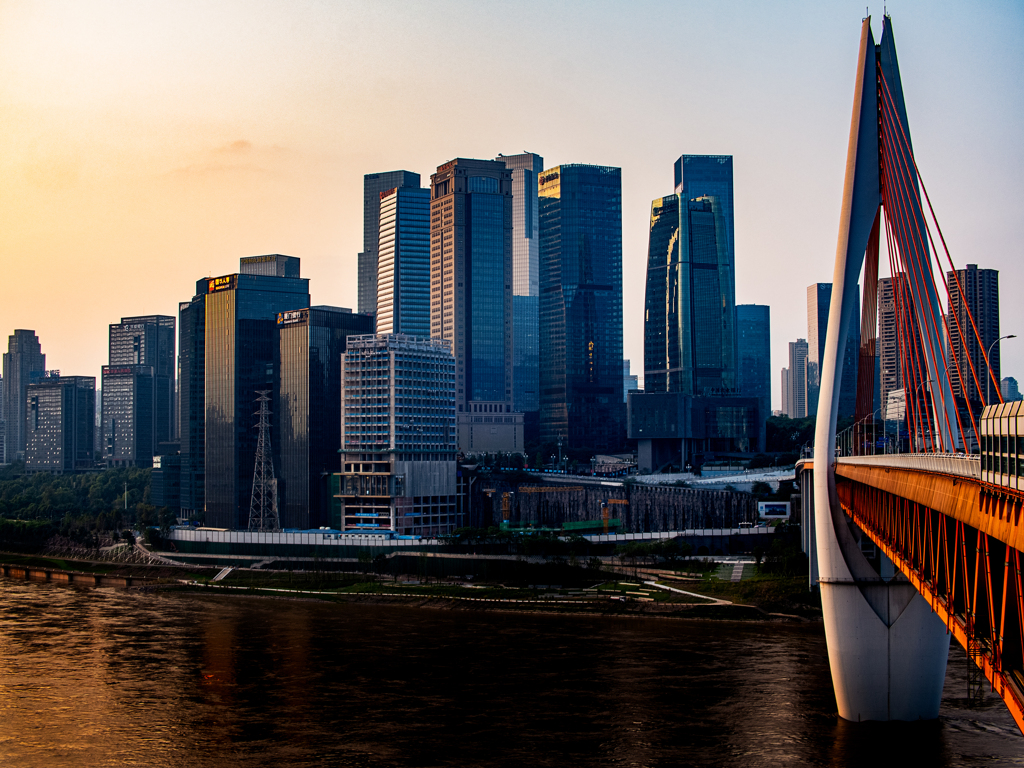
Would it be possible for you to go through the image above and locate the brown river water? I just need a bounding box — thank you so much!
[0,579,1021,767]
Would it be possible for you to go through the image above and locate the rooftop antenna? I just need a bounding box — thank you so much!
[248,390,280,532]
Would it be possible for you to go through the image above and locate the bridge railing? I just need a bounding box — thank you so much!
[836,452,980,479]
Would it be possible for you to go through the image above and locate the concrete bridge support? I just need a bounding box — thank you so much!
[814,15,951,722]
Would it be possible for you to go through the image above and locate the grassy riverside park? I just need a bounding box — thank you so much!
[0,548,822,621]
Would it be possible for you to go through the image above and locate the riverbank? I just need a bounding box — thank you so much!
[0,550,820,622]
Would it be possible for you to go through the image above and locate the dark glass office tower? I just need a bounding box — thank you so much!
[430,158,521,453]
[737,304,771,422]
[276,306,372,529]
[2,330,46,463]
[376,186,431,337]
[359,171,420,317]
[806,283,859,418]
[178,294,205,517]
[538,164,624,452]
[675,155,735,269]
[104,315,175,466]
[496,152,544,425]
[25,375,95,474]
[643,194,736,395]
[204,269,310,529]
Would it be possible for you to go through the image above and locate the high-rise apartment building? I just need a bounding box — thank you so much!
[376,186,431,338]
[203,259,310,529]
[334,334,457,536]
[787,339,809,419]
[496,152,544,425]
[737,304,770,417]
[429,157,521,453]
[947,264,1000,406]
[806,283,859,418]
[2,330,46,463]
[178,294,206,518]
[103,315,175,467]
[275,306,373,529]
[25,375,95,474]
[359,171,420,317]
[538,164,625,452]
[643,194,736,395]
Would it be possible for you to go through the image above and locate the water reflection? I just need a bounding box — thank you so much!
[0,580,1019,767]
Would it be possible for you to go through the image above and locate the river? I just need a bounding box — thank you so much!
[0,580,1020,766]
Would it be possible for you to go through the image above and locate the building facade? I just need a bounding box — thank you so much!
[334,335,457,536]
[203,265,310,529]
[538,163,625,452]
[623,360,639,403]
[25,375,95,474]
[429,157,521,453]
[376,186,431,338]
[359,171,420,317]
[275,306,373,529]
[947,264,1000,407]
[103,314,175,467]
[806,283,859,418]
[240,254,301,277]
[736,304,771,425]
[496,152,543,424]
[178,294,206,518]
[1002,377,1021,402]
[787,339,809,419]
[2,330,46,463]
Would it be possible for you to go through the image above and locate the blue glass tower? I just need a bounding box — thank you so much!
[538,164,624,451]
[376,186,431,338]
[674,155,734,269]
[736,304,771,430]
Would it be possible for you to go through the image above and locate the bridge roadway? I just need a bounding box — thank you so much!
[798,454,1024,732]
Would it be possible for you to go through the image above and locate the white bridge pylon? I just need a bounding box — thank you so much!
[813,15,952,722]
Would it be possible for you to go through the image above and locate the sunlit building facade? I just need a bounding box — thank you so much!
[359,170,420,318]
[376,186,431,338]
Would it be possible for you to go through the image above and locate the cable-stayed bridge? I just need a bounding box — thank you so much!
[795,15,1024,732]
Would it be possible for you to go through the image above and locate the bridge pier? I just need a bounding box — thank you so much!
[821,579,949,721]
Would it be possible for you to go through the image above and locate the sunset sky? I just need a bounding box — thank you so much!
[1,0,1021,410]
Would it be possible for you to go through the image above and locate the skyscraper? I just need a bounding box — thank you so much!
[947,264,1000,407]
[2,330,46,463]
[737,304,771,423]
[103,315,175,467]
[496,152,544,427]
[539,163,625,451]
[806,283,859,418]
[787,339,809,419]
[275,306,373,529]
[675,155,735,269]
[203,260,310,529]
[781,367,791,417]
[643,194,736,395]
[359,171,420,317]
[429,157,521,453]
[178,293,205,518]
[375,186,431,337]
[25,375,95,474]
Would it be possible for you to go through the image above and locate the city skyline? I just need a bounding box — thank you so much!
[1,2,1021,412]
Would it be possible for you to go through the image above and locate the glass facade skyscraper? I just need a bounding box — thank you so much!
[275,306,372,529]
[538,164,624,451]
[675,155,735,270]
[376,186,431,338]
[643,194,736,396]
[430,158,521,453]
[203,270,310,529]
[496,152,543,420]
[2,330,46,463]
[737,304,771,423]
[359,170,420,318]
[178,293,205,517]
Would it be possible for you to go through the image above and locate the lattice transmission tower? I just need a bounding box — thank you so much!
[248,390,280,532]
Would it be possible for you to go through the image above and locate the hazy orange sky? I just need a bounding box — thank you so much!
[1,0,1021,410]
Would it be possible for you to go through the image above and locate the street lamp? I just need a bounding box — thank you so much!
[986,334,1016,406]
